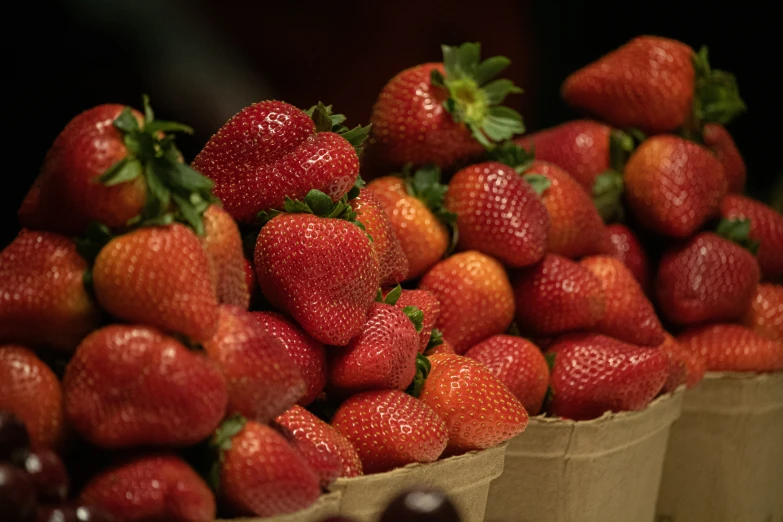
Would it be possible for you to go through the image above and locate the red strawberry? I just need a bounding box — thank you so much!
[659,333,705,393]
[719,194,783,280]
[252,311,327,406]
[63,325,228,448]
[425,336,456,356]
[656,232,760,326]
[742,284,783,343]
[704,124,746,193]
[391,289,440,352]
[0,346,64,450]
[580,256,663,346]
[0,230,100,352]
[677,324,783,372]
[353,188,409,286]
[419,354,528,455]
[368,43,523,169]
[93,224,219,342]
[512,254,606,337]
[205,305,305,422]
[624,135,727,238]
[193,101,368,223]
[202,205,250,309]
[445,161,549,267]
[80,455,215,522]
[464,335,549,415]
[243,258,259,306]
[419,251,515,354]
[606,223,651,292]
[331,390,447,474]
[547,334,669,420]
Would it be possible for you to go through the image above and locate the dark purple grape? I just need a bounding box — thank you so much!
[35,506,78,522]
[380,488,461,522]
[0,462,37,522]
[73,505,118,522]
[0,411,30,463]
[23,449,69,504]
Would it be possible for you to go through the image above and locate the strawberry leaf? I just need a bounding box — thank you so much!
[209,414,247,493]
[307,101,371,155]
[609,129,638,173]
[384,285,403,306]
[98,158,143,186]
[592,170,625,224]
[403,306,424,333]
[692,46,746,127]
[305,189,335,216]
[489,142,535,173]
[716,218,760,255]
[406,353,432,398]
[74,221,114,264]
[425,328,444,352]
[522,174,551,196]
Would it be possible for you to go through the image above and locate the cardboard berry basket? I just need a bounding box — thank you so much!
[485,390,684,522]
[217,491,342,522]
[656,371,783,522]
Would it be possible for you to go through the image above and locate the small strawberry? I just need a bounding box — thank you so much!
[659,333,705,393]
[677,324,783,372]
[0,230,100,352]
[656,232,760,326]
[464,335,549,415]
[742,284,782,343]
[547,334,669,420]
[331,390,447,474]
[202,205,250,309]
[0,345,64,450]
[704,124,746,193]
[80,454,215,522]
[606,223,651,293]
[389,288,440,352]
[63,325,228,448]
[719,194,783,280]
[352,188,409,286]
[512,254,606,337]
[419,251,515,354]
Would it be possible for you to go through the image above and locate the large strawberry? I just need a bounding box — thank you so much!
[331,390,447,474]
[352,188,409,286]
[677,324,783,372]
[202,205,250,309]
[719,194,783,280]
[606,223,651,293]
[742,284,782,343]
[368,42,524,169]
[0,230,100,352]
[63,325,228,448]
[704,124,746,193]
[192,101,368,223]
[254,190,380,346]
[80,455,215,522]
[659,333,705,393]
[389,288,441,352]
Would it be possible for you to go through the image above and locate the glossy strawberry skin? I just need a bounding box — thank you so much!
[677,324,783,372]
[80,455,215,522]
[0,230,100,352]
[63,325,228,448]
[656,232,760,326]
[562,36,695,134]
[0,345,64,450]
[331,390,448,474]
[704,123,746,194]
[393,289,440,352]
[192,100,359,223]
[202,205,250,309]
[606,224,651,293]
[742,284,783,343]
[254,213,380,346]
[720,194,783,280]
[353,189,409,286]
[624,135,727,238]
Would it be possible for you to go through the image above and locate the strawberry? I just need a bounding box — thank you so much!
[243,258,259,306]
[331,390,447,474]
[677,324,783,372]
[254,190,380,346]
[0,346,64,450]
[624,135,727,238]
[464,335,549,415]
[352,188,409,286]
[656,232,760,326]
[742,284,783,343]
[205,305,305,422]
[419,251,514,354]
[424,335,456,356]
[192,101,368,223]
[704,124,746,193]
[252,311,327,406]
[368,42,524,169]
[719,194,783,280]
[63,325,228,448]
[0,230,100,352]
[202,205,250,309]
[390,289,440,352]
[547,334,669,420]
[92,223,219,342]
[606,223,651,293]
[512,254,606,337]
[445,161,549,267]
[659,333,705,393]
[80,454,215,522]
[419,354,528,455]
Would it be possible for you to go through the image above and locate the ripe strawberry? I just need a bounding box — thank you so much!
[704,124,746,193]
[368,42,523,169]
[580,256,663,346]
[254,191,380,346]
[0,346,64,450]
[63,325,228,448]
[391,289,440,352]
[656,232,760,326]
[80,454,215,522]
[742,284,782,343]
[252,311,327,406]
[0,230,100,352]
[624,135,727,238]
[677,324,783,372]
[243,258,259,306]
[193,101,368,223]
[419,251,514,354]
[659,333,705,393]
[352,188,409,286]
[606,223,651,293]
[331,390,447,474]
[445,161,549,267]
[547,334,669,420]
[512,254,606,337]
[719,194,783,280]
[419,354,528,455]
[202,205,250,309]
[205,305,305,422]
[464,335,549,415]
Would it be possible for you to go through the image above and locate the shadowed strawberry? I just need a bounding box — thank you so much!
[659,333,706,393]
[742,284,782,343]
[606,224,651,293]
[202,205,250,309]
[677,324,783,372]
[243,258,259,306]
[352,188,409,286]
[704,124,746,193]
[719,194,783,280]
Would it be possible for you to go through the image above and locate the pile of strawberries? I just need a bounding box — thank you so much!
[1,35,782,522]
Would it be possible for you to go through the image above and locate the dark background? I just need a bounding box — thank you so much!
[4,0,780,248]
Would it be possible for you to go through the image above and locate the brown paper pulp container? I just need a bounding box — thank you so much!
[656,371,783,522]
[217,491,342,522]
[329,442,508,522]
[485,391,684,522]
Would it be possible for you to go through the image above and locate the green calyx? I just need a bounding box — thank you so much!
[208,414,247,492]
[98,95,217,236]
[488,141,536,174]
[592,170,625,224]
[716,218,760,255]
[430,42,525,148]
[257,188,368,238]
[403,305,424,333]
[522,174,552,196]
[406,353,432,398]
[400,163,459,253]
[306,102,372,155]
[424,328,444,354]
[75,221,114,264]
[378,284,403,305]
[692,46,746,128]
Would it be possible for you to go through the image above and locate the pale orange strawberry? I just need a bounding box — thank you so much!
[202,205,250,309]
